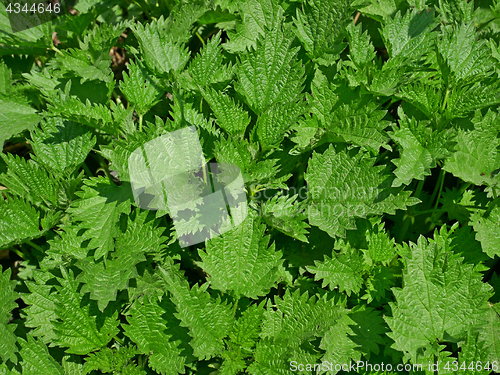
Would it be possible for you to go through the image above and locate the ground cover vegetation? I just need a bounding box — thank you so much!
[0,0,500,373]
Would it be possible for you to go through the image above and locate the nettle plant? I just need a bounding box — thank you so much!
[1,0,500,374]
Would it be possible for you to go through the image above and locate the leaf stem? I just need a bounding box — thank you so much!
[26,240,44,253]
[441,89,450,112]
[195,31,205,46]
[433,170,445,210]
[138,114,143,132]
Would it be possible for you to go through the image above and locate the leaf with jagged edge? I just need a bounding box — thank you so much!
[319,312,360,368]
[263,289,345,347]
[120,60,164,117]
[77,211,166,311]
[389,110,434,187]
[0,97,40,145]
[189,31,233,87]
[478,303,500,363]
[123,295,189,375]
[0,196,42,250]
[446,80,500,119]
[128,16,190,78]
[348,306,387,358]
[396,80,443,119]
[223,0,282,54]
[306,245,364,296]
[380,8,436,60]
[385,226,493,363]
[19,335,64,375]
[437,22,493,84]
[83,346,144,375]
[47,83,117,134]
[293,0,351,64]
[470,205,500,259]
[30,117,96,175]
[0,267,18,364]
[0,154,60,209]
[305,145,419,238]
[54,48,112,84]
[159,261,235,360]
[198,215,283,299]
[256,99,306,151]
[235,19,305,115]
[260,194,310,242]
[200,86,250,137]
[22,270,57,345]
[68,176,132,260]
[454,327,491,375]
[346,22,376,69]
[213,136,291,189]
[309,72,391,153]
[53,268,119,355]
[444,110,500,188]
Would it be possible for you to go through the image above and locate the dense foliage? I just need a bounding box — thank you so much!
[1,0,500,373]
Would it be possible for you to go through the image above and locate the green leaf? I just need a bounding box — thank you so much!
[159,262,235,360]
[0,197,42,250]
[305,146,419,238]
[380,8,436,59]
[199,215,283,299]
[123,295,188,375]
[53,268,119,355]
[470,205,500,259]
[306,245,364,296]
[235,20,305,114]
[260,194,310,242]
[120,60,164,116]
[385,227,492,363]
[294,0,351,64]
[443,110,500,188]
[189,31,233,87]
[129,16,190,78]
[200,86,250,137]
[0,267,18,364]
[19,335,64,375]
[0,98,40,145]
[68,176,132,260]
[30,117,96,175]
[83,346,144,375]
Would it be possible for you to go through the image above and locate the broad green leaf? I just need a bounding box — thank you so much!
[235,20,305,114]
[199,215,283,299]
[0,99,40,145]
[0,197,41,250]
[470,206,500,259]
[19,335,64,375]
[385,228,492,363]
[0,267,18,364]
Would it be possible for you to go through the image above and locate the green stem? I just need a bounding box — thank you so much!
[51,45,63,55]
[415,178,425,199]
[195,31,205,46]
[232,297,240,317]
[82,162,93,177]
[433,170,445,210]
[458,182,472,196]
[429,169,444,205]
[114,336,125,346]
[138,114,143,132]
[11,248,25,260]
[26,240,44,253]
[441,89,450,112]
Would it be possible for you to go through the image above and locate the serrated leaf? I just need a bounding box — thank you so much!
[159,262,235,360]
[0,267,18,364]
[199,215,283,299]
[129,16,190,78]
[30,117,96,175]
[0,197,42,250]
[307,245,364,296]
[235,20,305,114]
[470,206,500,259]
[305,146,419,238]
[294,0,350,64]
[19,335,64,375]
[53,268,119,355]
[123,295,188,375]
[385,228,492,363]
[0,98,40,145]
[120,60,164,116]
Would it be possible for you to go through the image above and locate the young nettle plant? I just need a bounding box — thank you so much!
[0,0,499,374]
